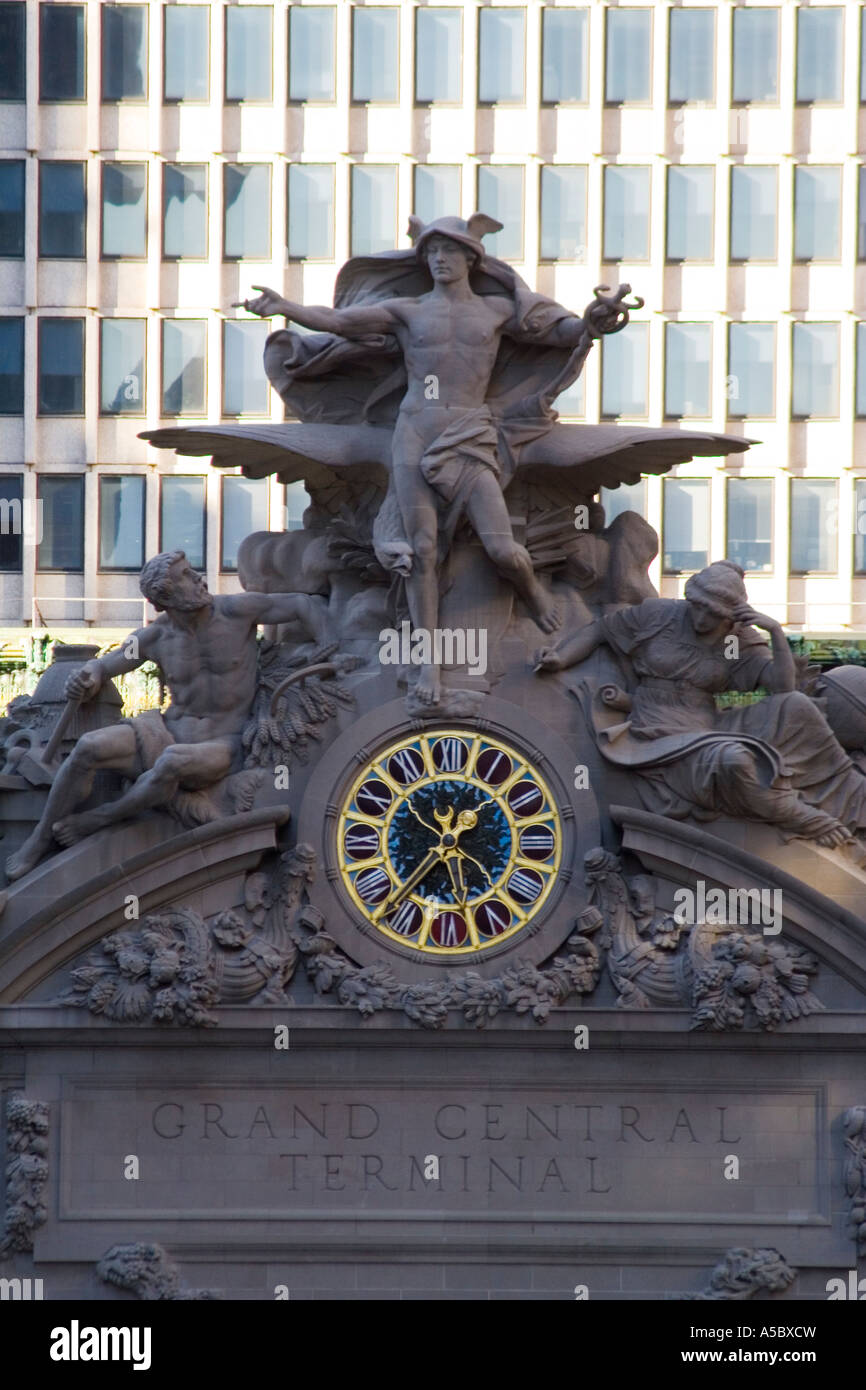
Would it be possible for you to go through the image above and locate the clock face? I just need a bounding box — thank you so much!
[337,728,562,958]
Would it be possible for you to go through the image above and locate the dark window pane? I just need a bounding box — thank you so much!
[728,324,775,418]
[0,3,26,101]
[289,6,335,101]
[601,321,649,416]
[40,4,85,101]
[730,166,776,260]
[855,479,866,572]
[413,165,461,225]
[39,162,86,258]
[37,475,84,570]
[223,321,269,415]
[791,323,839,417]
[163,164,207,258]
[0,161,25,258]
[796,7,842,103]
[542,8,587,103]
[287,164,334,259]
[38,318,84,415]
[102,4,147,100]
[664,323,711,417]
[603,166,650,260]
[353,7,399,102]
[540,165,586,260]
[99,475,144,569]
[162,320,207,415]
[794,166,841,260]
[224,164,271,259]
[100,319,145,415]
[663,478,709,572]
[0,474,23,572]
[732,8,778,103]
[416,8,461,102]
[478,7,525,103]
[477,166,524,259]
[790,479,836,572]
[102,163,147,257]
[666,166,713,260]
[606,8,651,103]
[727,478,772,573]
[0,317,24,414]
[669,7,714,103]
[350,165,396,255]
[225,5,272,100]
[164,6,209,100]
[221,476,268,570]
[161,476,206,568]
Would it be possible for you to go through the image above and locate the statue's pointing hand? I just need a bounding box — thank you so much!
[64,660,103,702]
[232,286,290,319]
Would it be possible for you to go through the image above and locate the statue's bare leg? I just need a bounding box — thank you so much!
[392,420,442,705]
[464,476,562,634]
[53,740,235,846]
[5,725,139,880]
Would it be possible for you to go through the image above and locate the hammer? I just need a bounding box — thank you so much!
[10,695,83,787]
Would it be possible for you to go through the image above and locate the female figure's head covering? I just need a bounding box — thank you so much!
[683,559,748,619]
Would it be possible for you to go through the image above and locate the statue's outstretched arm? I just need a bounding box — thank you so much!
[234,285,400,338]
[535,619,606,673]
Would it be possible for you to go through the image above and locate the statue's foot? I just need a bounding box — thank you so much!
[52,810,110,847]
[815,823,852,849]
[529,592,562,635]
[415,664,441,706]
[5,837,51,881]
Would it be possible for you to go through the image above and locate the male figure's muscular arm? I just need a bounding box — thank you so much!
[65,625,159,700]
[225,592,331,645]
[234,285,403,338]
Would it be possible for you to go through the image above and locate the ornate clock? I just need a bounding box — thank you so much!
[336,728,562,959]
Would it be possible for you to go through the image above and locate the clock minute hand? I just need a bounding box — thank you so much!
[373,843,442,921]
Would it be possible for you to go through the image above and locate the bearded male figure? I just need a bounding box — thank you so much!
[237,213,635,705]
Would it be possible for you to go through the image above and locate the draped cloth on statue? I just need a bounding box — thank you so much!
[591,598,866,838]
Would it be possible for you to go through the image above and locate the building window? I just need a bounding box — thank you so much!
[603,166,650,261]
[37,475,84,571]
[601,321,649,418]
[0,3,25,101]
[855,480,866,572]
[224,164,271,260]
[164,5,209,102]
[601,480,647,523]
[102,163,147,258]
[478,7,525,104]
[0,475,24,573]
[287,164,335,260]
[668,7,714,104]
[862,9,866,104]
[350,165,397,256]
[289,6,335,102]
[223,321,270,416]
[796,6,843,104]
[285,480,309,531]
[727,478,772,574]
[664,323,711,418]
[663,478,709,573]
[102,4,147,101]
[37,318,84,416]
[666,166,713,261]
[790,479,836,573]
[98,475,145,571]
[605,7,651,104]
[161,476,207,569]
[0,161,25,258]
[728,323,775,419]
[39,3,85,102]
[792,323,839,419]
[353,7,399,103]
[860,168,866,261]
[162,320,207,416]
[0,318,24,415]
[413,166,462,225]
[794,167,841,261]
[100,319,145,416]
[416,7,461,103]
[857,323,866,418]
[477,166,524,260]
[163,164,207,260]
[730,166,777,261]
[732,7,778,104]
[225,5,272,101]
[555,374,585,418]
[540,166,587,261]
[221,476,269,571]
[39,162,86,259]
[542,8,588,104]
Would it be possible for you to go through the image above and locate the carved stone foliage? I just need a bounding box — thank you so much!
[684,1247,796,1301]
[242,640,361,771]
[96,1243,220,1300]
[842,1106,866,1254]
[691,934,823,1033]
[1,1094,49,1258]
